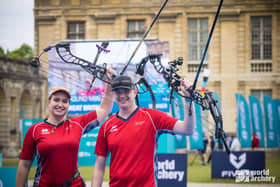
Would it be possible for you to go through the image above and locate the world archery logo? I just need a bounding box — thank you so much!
[229,153,246,169]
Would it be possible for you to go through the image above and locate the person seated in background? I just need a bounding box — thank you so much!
[230,134,241,151]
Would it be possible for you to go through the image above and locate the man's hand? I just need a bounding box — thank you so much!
[180,79,192,98]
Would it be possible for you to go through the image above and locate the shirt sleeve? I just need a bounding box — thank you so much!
[71,110,98,129]
[20,125,36,161]
[94,124,108,157]
[147,109,178,131]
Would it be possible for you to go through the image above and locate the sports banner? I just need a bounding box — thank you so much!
[157,154,187,187]
[212,151,265,180]
[189,103,203,150]
[48,40,171,115]
[249,95,265,148]
[263,96,279,148]
[235,94,252,148]
[275,99,280,146]
[171,92,186,149]
[0,167,17,187]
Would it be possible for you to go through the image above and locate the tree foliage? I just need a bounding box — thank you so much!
[0,47,5,57]
[0,44,33,59]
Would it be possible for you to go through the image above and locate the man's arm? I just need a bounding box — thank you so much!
[173,100,195,135]
[173,79,195,135]
[16,160,32,187]
[92,155,107,187]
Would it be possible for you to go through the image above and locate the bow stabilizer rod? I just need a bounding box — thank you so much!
[191,0,223,91]
[120,0,169,75]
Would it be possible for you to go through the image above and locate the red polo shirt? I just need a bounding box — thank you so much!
[20,110,98,186]
[95,107,178,187]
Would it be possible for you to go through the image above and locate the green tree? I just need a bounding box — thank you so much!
[7,43,33,59]
[0,46,6,57]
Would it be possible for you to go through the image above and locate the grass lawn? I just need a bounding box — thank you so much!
[4,151,279,183]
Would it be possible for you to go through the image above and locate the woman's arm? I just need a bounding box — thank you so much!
[96,68,115,123]
[16,159,33,187]
[96,83,114,123]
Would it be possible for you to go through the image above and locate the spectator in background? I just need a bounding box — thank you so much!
[251,133,260,149]
[230,134,241,151]
[198,133,208,165]
[207,135,216,163]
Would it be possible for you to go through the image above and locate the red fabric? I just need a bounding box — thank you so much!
[95,107,178,187]
[20,110,97,186]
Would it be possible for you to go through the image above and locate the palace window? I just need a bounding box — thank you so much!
[250,89,272,104]
[127,20,145,38]
[67,22,85,39]
[187,18,208,72]
[250,16,272,72]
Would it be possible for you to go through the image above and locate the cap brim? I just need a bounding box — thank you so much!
[49,88,71,99]
[112,86,134,91]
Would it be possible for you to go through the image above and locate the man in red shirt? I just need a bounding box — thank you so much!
[92,75,195,187]
[251,133,260,149]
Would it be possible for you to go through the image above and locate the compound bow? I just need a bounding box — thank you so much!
[130,0,230,153]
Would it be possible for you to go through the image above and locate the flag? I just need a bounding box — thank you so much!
[263,96,279,148]
[249,95,265,147]
[274,100,280,146]
[235,93,252,148]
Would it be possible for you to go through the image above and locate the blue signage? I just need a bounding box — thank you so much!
[0,167,17,187]
[249,95,265,147]
[263,96,279,148]
[212,151,265,179]
[235,94,252,148]
[157,154,187,187]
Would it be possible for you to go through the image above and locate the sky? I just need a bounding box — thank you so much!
[0,0,34,51]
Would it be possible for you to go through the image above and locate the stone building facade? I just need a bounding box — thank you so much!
[34,0,279,133]
[0,58,45,157]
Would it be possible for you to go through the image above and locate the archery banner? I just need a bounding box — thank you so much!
[263,96,279,148]
[275,99,280,146]
[0,167,17,187]
[249,95,265,148]
[48,39,171,115]
[189,103,203,150]
[157,154,187,187]
[235,94,252,148]
[212,151,265,179]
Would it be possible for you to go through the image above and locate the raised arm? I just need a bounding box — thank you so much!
[173,79,195,135]
[96,68,115,122]
[92,155,107,187]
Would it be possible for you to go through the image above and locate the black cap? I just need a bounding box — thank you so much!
[111,75,134,91]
